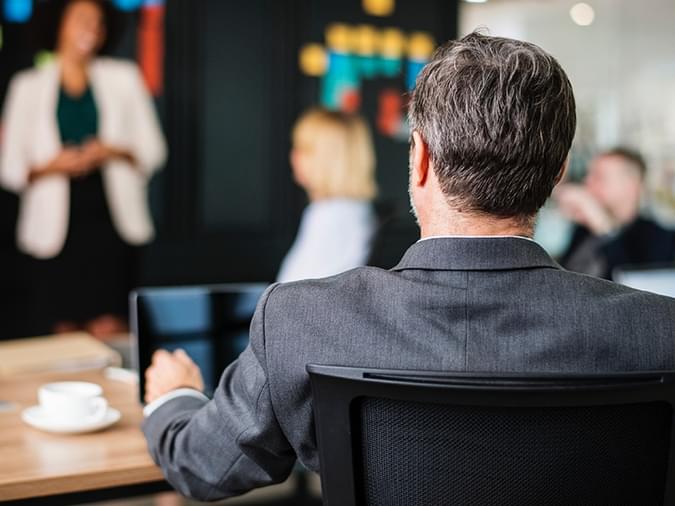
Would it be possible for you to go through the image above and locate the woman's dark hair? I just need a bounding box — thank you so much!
[32,0,124,55]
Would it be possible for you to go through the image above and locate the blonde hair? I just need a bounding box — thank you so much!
[292,109,377,200]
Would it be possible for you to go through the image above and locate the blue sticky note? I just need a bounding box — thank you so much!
[321,51,360,110]
[112,0,142,11]
[406,59,427,91]
[4,0,32,23]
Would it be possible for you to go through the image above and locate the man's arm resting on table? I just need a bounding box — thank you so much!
[142,285,296,501]
[143,388,209,417]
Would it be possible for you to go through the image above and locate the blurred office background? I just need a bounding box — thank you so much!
[0,0,673,334]
[0,1,674,505]
[0,0,457,339]
[461,0,675,256]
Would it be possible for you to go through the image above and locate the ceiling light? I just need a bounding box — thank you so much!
[570,3,595,26]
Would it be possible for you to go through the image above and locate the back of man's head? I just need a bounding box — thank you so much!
[409,32,577,221]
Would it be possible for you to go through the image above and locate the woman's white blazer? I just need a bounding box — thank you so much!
[0,57,167,259]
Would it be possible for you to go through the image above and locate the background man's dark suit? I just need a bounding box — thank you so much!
[143,236,675,500]
[561,217,675,280]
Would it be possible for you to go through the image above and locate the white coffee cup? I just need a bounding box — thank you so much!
[38,382,108,425]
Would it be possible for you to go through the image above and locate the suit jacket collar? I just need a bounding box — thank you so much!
[393,236,561,271]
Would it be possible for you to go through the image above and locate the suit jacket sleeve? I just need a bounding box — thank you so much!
[142,284,296,501]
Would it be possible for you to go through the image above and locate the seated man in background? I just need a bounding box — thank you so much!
[556,148,675,279]
[142,33,675,501]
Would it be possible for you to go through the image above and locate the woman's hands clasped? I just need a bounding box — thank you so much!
[29,139,134,183]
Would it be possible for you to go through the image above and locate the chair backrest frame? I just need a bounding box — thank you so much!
[307,364,675,506]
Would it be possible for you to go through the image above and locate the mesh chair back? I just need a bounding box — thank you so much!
[307,366,675,506]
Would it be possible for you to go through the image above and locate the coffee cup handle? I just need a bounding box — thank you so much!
[89,397,108,422]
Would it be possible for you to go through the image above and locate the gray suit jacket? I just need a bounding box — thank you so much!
[143,237,675,501]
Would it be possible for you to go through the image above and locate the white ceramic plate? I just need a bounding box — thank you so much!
[21,406,121,434]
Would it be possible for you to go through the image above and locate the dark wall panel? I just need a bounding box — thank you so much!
[200,1,271,230]
[141,0,459,286]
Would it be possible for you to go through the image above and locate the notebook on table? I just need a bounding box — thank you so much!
[0,333,121,378]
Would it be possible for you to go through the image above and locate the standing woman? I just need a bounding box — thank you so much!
[277,109,377,283]
[0,0,167,337]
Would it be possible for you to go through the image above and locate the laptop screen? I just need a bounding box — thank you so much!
[131,283,268,402]
[613,267,675,298]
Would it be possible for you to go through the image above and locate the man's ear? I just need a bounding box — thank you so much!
[411,131,430,187]
[554,156,570,186]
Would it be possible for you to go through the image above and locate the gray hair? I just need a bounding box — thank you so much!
[409,32,576,218]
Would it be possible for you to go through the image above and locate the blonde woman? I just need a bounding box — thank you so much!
[277,109,377,282]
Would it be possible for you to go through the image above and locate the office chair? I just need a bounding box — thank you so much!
[307,365,675,506]
[366,200,416,270]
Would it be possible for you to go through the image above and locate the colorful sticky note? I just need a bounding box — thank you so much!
[377,88,402,136]
[363,0,395,17]
[406,59,425,91]
[112,0,142,12]
[4,0,32,23]
[355,25,378,79]
[299,43,328,77]
[321,51,359,111]
[138,3,164,96]
[407,32,435,60]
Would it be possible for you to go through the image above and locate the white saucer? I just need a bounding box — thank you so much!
[21,406,121,434]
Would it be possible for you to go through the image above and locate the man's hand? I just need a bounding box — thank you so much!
[553,183,615,235]
[144,349,205,404]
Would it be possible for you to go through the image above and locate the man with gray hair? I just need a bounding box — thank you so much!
[142,33,675,501]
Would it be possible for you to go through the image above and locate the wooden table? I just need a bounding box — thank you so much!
[0,368,167,504]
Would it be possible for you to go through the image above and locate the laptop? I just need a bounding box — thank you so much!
[613,265,675,298]
[130,283,268,403]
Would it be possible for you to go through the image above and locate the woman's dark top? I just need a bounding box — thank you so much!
[27,86,135,334]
